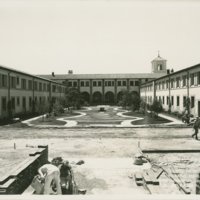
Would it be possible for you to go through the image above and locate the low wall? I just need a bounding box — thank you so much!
[0,145,48,194]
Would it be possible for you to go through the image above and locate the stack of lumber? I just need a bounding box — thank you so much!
[134,168,162,186]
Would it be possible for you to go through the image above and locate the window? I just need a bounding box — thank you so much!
[145,78,148,82]
[81,81,84,87]
[105,81,108,86]
[1,74,7,87]
[182,75,187,87]
[22,97,26,109]
[11,76,16,88]
[112,81,114,86]
[93,81,97,87]
[28,80,32,90]
[176,77,180,88]
[47,84,50,91]
[108,81,111,86]
[190,73,194,86]
[17,77,20,85]
[191,96,195,108]
[183,96,186,107]
[167,96,169,105]
[52,85,56,92]
[43,83,46,91]
[17,97,20,106]
[34,81,38,90]
[29,97,32,107]
[130,81,134,86]
[122,81,126,86]
[98,81,102,86]
[198,72,200,85]
[68,82,72,87]
[171,79,174,88]
[117,81,121,86]
[171,96,174,106]
[73,82,77,87]
[135,81,139,86]
[21,78,27,90]
[86,81,89,87]
[162,81,165,89]
[11,97,15,110]
[177,96,180,106]
[166,80,169,89]
[39,82,42,91]
[1,97,6,111]
[40,97,42,103]
[162,96,165,104]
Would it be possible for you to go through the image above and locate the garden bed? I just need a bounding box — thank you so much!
[124,112,171,125]
[60,112,81,118]
[78,121,122,125]
[30,117,66,126]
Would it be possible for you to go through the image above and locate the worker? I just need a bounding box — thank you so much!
[59,160,73,193]
[38,163,62,195]
[133,153,149,165]
[192,117,200,140]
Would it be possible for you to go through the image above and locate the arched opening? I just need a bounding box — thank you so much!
[117,91,123,103]
[105,91,115,105]
[130,91,139,96]
[157,64,162,71]
[81,92,90,104]
[92,92,102,105]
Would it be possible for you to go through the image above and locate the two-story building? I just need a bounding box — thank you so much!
[40,54,167,105]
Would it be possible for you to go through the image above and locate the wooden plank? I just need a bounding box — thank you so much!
[142,149,200,153]
[134,172,143,181]
[135,180,143,186]
[143,172,152,184]
[147,170,159,185]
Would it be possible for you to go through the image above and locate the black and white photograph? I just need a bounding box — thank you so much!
[0,0,200,198]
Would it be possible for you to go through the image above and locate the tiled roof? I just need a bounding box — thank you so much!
[38,73,166,80]
[0,65,64,86]
[141,63,200,86]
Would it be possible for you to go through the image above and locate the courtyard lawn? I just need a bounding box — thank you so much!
[124,111,171,125]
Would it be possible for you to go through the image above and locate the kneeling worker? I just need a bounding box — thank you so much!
[38,163,62,195]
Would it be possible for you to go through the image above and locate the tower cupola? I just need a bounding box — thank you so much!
[151,52,167,74]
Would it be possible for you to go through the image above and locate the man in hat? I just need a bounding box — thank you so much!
[192,117,200,140]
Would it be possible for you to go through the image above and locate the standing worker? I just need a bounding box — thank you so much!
[38,163,62,195]
[60,160,73,194]
[192,117,200,140]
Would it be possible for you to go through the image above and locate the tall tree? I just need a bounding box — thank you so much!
[150,99,163,117]
[119,90,140,110]
[65,87,84,109]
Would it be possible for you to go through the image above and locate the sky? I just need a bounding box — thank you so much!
[0,0,200,75]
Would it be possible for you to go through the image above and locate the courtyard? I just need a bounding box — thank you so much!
[1,106,200,195]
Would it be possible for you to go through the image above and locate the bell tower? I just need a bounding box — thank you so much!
[151,52,167,73]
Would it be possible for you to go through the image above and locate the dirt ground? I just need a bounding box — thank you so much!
[1,126,200,194]
[1,106,200,195]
